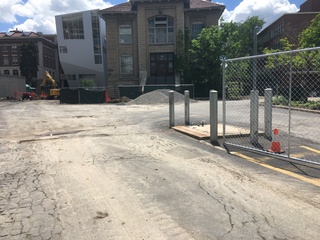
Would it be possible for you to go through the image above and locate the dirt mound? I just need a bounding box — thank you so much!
[108,96,131,103]
[127,89,195,105]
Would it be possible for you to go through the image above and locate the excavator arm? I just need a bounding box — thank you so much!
[42,71,57,88]
[41,71,60,99]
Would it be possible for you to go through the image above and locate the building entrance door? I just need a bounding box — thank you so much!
[150,52,174,84]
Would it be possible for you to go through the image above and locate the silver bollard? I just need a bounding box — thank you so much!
[210,90,218,145]
[169,90,175,128]
[264,88,273,140]
[250,89,259,145]
[184,90,190,125]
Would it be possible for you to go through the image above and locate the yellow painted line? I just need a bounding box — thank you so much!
[231,151,320,187]
[290,153,307,159]
[300,146,320,154]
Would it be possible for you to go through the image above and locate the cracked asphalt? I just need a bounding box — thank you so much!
[0,100,319,240]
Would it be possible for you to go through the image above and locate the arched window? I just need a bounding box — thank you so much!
[148,16,174,44]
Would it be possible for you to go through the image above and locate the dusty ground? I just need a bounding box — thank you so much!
[0,100,319,240]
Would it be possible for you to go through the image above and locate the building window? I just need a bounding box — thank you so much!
[62,13,84,39]
[92,11,101,54]
[271,22,284,39]
[148,16,174,44]
[59,46,68,53]
[120,55,133,74]
[119,25,132,44]
[259,32,271,45]
[192,22,204,39]
[2,46,8,52]
[12,57,18,65]
[91,12,102,65]
[273,42,282,50]
[13,70,19,76]
[94,55,102,64]
[66,74,76,81]
[4,70,10,75]
[3,56,9,65]
[12,45,17,52]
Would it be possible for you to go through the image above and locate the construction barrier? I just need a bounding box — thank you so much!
[222,47,320,165]
[60,88,107,104]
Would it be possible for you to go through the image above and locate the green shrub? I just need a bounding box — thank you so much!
[227,81,243,100]
[272,97,320,110]
[272,95,289,105]
[80,79,94,88]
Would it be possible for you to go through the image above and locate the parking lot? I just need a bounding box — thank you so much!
[0,99,319,240]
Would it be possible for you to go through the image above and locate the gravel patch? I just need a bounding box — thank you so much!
[127,89,196,105]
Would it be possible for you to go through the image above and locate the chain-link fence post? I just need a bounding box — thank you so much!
[222,58,227,144]
[288,53,293,157]
[264,88,273,140]
[250,90,259,146]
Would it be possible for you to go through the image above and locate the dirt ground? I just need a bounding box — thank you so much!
[0,100,319,240]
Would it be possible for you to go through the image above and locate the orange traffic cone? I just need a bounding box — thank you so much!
[269,128,283,153]
[105,91,111,103]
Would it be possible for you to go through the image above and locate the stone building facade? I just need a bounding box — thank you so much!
[99,0,225,98]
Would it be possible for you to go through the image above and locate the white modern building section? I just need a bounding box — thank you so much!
[55,10,107,88]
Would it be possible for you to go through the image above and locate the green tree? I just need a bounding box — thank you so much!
[300,14,320,48]
[188,16,265,96]
[218,20,241,58]
[263,38,294,68]
[299,14,320,71]
[19,42,39,85]
[237,16,265,56]
[189,26,223,94]
[175,29,192,83]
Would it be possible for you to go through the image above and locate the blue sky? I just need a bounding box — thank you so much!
[0,0,305,34]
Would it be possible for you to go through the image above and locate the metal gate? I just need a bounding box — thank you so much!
[222,47,320,166]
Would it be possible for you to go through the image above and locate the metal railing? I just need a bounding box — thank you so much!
[222,47,320,166]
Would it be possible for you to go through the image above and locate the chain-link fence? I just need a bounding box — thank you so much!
[222,47,320,166]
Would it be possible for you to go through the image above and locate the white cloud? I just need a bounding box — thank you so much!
[222,0,298,28]
[0,0,113,33]
[0,0,22,24]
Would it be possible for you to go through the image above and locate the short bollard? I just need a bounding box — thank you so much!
[210,90,218,145]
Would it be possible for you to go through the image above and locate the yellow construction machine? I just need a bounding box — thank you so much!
[41,71,60,99]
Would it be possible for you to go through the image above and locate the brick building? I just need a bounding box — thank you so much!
[98,0,225,98]
[0,29,60,88]
[258,0,320,50]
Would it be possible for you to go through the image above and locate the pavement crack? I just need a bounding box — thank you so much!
[257,227,267,240]
[197,181,234,235]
